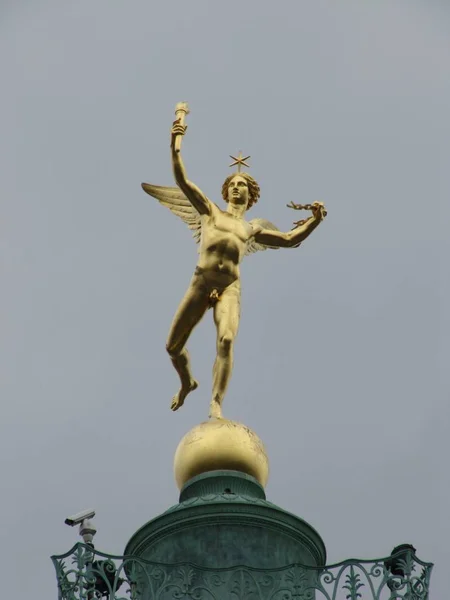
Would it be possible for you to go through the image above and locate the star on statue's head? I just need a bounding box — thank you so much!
[229,151,251,173]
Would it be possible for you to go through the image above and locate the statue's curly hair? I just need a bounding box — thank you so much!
[221,173,260,211]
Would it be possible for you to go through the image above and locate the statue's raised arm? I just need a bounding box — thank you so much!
[171,102,212,217]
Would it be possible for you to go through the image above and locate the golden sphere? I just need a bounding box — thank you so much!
[174,419,269,490]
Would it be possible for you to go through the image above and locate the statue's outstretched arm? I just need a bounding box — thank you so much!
[171,121,211,216]
[254,203,326,248]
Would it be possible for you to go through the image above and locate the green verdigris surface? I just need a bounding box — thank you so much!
[125,471,326,569]
[52,542,432,600]
[52,471,433,600]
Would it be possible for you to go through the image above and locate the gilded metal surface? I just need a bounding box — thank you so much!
[287,200,328,227]
[229,151,250,172]
[141,103,327,419]
[173,419,269,489]
[52,543,433,600]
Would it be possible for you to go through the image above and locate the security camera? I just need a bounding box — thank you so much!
[65,509,97,544]
[65,509,96,527]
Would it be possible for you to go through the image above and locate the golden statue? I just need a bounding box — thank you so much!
[142,103,327,420]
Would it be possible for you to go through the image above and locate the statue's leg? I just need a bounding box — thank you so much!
[210,281,241,419]
[166,276,209,411]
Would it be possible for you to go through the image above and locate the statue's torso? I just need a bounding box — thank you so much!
[196,205,253,287]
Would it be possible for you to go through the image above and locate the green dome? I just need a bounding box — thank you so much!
[125,471,326,569]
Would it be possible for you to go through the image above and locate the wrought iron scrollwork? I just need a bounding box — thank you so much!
[52,544,433,600]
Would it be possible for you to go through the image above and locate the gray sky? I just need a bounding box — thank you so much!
[0,0,448,597]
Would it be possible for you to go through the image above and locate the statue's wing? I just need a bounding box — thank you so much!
[246,218,301,255]
[141,183,202,244]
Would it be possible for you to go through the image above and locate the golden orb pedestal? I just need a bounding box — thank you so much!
[174,419,269,490]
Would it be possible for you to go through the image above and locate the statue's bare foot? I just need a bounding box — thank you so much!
[171,379,198,411]
[209,399,223,420]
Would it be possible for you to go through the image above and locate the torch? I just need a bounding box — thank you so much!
[174,102,190,152]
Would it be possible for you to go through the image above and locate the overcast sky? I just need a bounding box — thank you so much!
[0,1,448,598]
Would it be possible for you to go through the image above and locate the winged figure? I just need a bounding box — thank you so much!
[142,116,326,419]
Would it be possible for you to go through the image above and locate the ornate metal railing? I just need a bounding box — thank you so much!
[51,543,433,600]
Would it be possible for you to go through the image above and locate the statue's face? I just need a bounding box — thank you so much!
[227,175,249,208]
